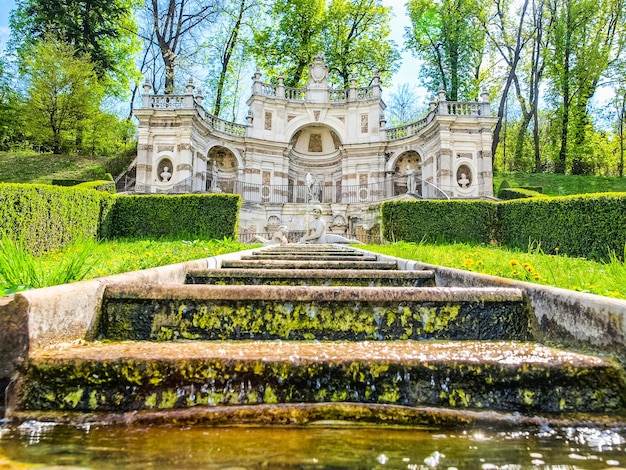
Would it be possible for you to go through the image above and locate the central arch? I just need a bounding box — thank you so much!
[287,124,343,203]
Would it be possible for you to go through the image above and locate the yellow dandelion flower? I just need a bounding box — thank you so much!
[476,260,484,266]
[509,259,520,267]
[463,259,474,267]
[532,273,541,280]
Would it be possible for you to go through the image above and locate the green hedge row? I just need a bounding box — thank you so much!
[0,183,114,255]
[0,184,241,254]
[381,200,498,245]
[382,193,626,261]
[75,179,117,194]
[499,192,626,260]
[100,193,241,240]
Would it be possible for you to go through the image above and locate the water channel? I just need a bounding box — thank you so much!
[1,421,626,469]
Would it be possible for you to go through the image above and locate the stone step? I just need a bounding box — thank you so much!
[8,340,625,418]
[185,269,436,287]
[221,259,398,270]
[100,284,530,342]
[239,253,379,261]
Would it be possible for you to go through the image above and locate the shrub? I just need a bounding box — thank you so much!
[381,199,498,244]
[0,183,113,254]
[102,193,241,240]
[75,179,116,193]
[498,192,626,260]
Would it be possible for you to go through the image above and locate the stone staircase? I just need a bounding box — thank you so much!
[6,245,626,424]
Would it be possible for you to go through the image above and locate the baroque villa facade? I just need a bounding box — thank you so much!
[132,56,498,241]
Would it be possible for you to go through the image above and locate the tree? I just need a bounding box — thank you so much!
[405,0,485,101]
[252,0,399,88]
[252,0,326,87]
[10,0,140,97]
[386,83,422,126]
[22,38,104,154]
[208,0,258,117]
[322,0,400,88]
[143,0,221,93]
[545,0,624,173]
[481,0,532,162]
[0,57,24,151]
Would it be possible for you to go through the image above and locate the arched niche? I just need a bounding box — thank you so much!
[208,146,239,193]
[393,150,423,196]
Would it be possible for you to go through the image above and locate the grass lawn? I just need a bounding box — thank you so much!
[0,238,256,296]
[0,151,123,184]
[493,172,626,196]
[2,237,625,302]
[363,241,626,301]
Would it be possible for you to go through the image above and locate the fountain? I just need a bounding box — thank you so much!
[2,244,626,467]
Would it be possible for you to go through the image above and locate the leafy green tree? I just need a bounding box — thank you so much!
[252,0,326,87]
[545,0,624,173]
[0,57,24,151]
[208,0,258,118]
[405,0,485,101]
[22,38,104,154]
[253,0,398,88]
[10,0,141,97]
[322,0,400,88]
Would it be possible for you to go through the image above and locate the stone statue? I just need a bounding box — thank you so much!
[406,165,415,193]
[252,225,289,245]
[458,172,470,188]
[211,160,219,191]
[160,166,172,182]
[305,173,323,202]
[300,205,362,244]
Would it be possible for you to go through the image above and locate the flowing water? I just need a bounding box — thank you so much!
[1,420,626,469]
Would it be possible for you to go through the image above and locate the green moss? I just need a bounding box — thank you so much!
[378,385,400,403]
[331,389,348,402]
[145,393,157,408]
[449,389,470,407]
[423,305,461,333]
[88,390,98,410]
[159,390,178,409]
[62,389,84,408]
[521,390,535,406]
[264,386,278,404]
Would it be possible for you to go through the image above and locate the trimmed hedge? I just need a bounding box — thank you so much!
[1,184,241,254]
[382,193,626,261]
[499,192,626,260]
[102,193,241,240]
[382,200,498,245]
[0,183,113,255]
[75,179,116,193]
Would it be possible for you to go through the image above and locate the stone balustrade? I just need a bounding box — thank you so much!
[141,89,490,142]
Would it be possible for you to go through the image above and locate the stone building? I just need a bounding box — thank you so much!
[131,56,498,241]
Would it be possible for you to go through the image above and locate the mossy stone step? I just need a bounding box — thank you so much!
[221,259,398,270]
[185,269,436,287]
[239,254,378,261]
[100,284,531,342]
[8,340,625,418]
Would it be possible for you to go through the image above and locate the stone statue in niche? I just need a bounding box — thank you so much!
[306,173,322,202]
[210,160,221,192]
[160,166,172,182]
[252,225,289,245]
[406,165,416,193]
[458,172,470,188]
[300,205,362,244]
